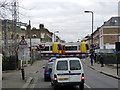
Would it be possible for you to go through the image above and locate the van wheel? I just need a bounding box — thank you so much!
[53,86,58,90]
[44,77,47,81]
[51,82,53,86]
[79,83,84,90]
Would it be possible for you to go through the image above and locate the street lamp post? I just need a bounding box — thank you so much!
[54,31,59,42]
[84,11,94,53]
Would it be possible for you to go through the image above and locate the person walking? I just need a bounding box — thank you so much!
[100,55,104,67]
[90,53,93,66]
[94,53,97,63]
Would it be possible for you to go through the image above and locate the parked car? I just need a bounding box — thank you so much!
[43,62,54,81]
[51,58,85,90]
[48,57,57,62]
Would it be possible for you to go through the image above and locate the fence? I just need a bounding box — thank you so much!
[95,49,120,64]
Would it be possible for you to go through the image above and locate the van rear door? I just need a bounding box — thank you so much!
[69,60,82,82]
[56,60,69,83]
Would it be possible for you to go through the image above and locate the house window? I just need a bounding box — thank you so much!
[32,34,36,38]
[41,33,45,38]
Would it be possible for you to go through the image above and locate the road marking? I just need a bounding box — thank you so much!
[29,77,38,89]
[85,83,91,88]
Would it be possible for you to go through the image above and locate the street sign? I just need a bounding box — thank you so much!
[114,51,120,54]
[19,36,28,48]
[19,39,27,45]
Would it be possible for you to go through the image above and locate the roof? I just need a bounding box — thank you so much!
[103,17,120,26]
[56,57,80,61]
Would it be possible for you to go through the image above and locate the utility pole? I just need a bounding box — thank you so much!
[27,20,32,64]
[11,0,19,69]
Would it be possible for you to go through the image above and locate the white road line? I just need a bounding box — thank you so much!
[29,77,38,89]
[85,83,91,88]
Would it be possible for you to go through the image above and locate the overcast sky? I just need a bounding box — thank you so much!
[1,0,120,42]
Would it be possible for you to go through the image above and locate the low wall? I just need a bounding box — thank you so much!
[0,54,2,90]
[96,53,120,64]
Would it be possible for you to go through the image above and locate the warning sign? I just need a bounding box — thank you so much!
[19,36,27,48]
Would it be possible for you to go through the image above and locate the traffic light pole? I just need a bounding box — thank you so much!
[21,52,25,80]
[116,53,119,75]
[115,42,120,75]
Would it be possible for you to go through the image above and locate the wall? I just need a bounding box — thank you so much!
[0,54,2,87]
[99,26,120,49]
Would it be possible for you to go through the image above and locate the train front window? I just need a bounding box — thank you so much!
[79,45,81,50]
[50,46,53,51]
[86,44,89,50]
[65,46,77,51]
[41,46,49,51]
[58,44,62,50]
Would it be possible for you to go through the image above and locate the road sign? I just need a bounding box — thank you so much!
[19,39,27,45]
[19,36,27,48]
[114,51,120,54]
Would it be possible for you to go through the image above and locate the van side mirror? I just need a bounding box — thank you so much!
[43,66,45,69]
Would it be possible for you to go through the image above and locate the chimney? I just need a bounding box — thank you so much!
[39,24,44,29]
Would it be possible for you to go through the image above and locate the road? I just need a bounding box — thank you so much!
[29,60,118,90]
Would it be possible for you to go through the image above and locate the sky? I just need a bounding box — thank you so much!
[1,0,120,42]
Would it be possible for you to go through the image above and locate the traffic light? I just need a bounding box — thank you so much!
[93,44,96,47]
[39,45,42,48]
[90,44,96,49]
[90,44,93,48]
[39,44,45,49]
[90,44,96,47]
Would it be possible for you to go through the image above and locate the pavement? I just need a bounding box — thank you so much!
[82,57,120,80]
[2,57,120,89]
[2,60,47,88]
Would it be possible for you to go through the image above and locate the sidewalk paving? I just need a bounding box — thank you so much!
[82,57,120,80]
[2,60,47,88]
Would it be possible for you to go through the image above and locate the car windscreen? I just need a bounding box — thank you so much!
[70,60,81,70]
[57,61,68,70]
[46,63,53,68]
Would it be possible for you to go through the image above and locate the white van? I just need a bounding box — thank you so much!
[51,58,84,90]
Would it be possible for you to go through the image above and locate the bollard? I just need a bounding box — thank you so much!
[21,68,25,80]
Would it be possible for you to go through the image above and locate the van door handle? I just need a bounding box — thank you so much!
[69,71,71,73]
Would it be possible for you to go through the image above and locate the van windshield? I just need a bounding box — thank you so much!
[57,61,68,70]
[70,60,81,70]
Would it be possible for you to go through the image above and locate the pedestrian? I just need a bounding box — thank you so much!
[90,53,93,66]
[94,53,97,63]
[100,55,104,67]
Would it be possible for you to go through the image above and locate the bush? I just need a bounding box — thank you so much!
[2,56,18,71]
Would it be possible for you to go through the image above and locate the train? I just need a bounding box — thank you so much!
[31,42,89,58]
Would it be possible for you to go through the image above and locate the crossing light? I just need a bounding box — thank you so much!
[90,44,96,48]
[39,44,45,49]
[93,44,96,47]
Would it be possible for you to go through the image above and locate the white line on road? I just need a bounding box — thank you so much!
[85,83,91,88]
[29,77,38,89]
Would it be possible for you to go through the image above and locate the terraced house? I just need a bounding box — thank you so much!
[99,17,120,49]
[83,17,120,50]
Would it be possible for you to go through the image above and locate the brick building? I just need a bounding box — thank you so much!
[0,20,2,54]
[27,24,53,42]
[99,17,120,49]
[92,27,100,48]
[82,17,120,50]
